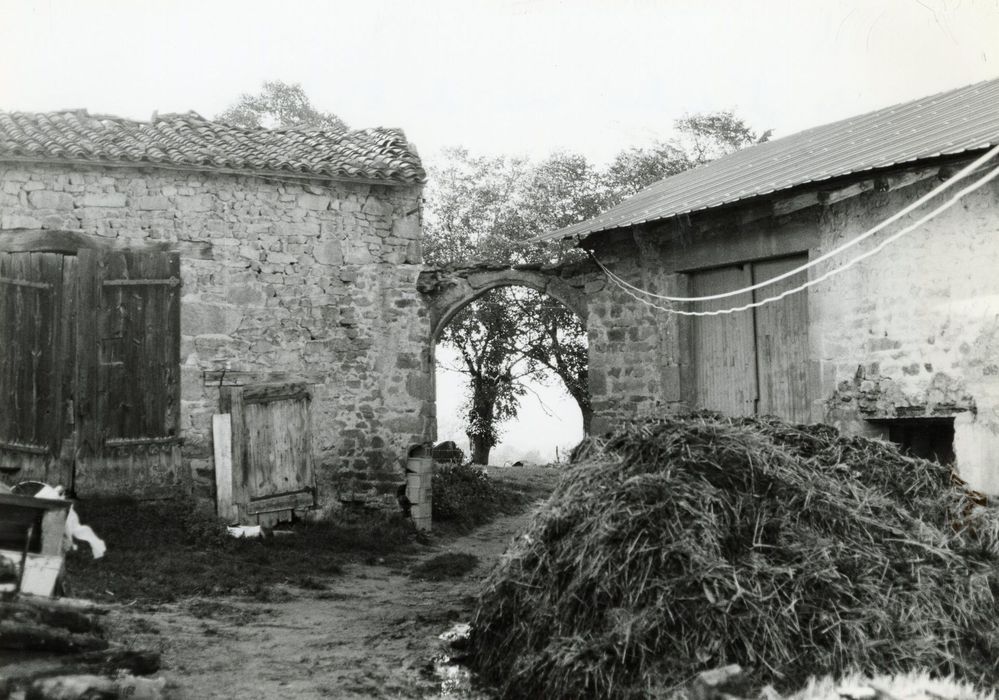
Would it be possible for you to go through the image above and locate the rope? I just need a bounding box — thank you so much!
[597,161,999,317]
[591,142,999,303]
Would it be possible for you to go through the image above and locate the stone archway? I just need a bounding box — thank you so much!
[418,263,594,341]
[416,262,602,460]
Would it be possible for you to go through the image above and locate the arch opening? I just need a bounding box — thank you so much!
[431,282,589,467]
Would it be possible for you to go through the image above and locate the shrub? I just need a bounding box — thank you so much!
[432,463,500,526]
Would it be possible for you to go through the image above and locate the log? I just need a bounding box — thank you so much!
[0,620,108,653]
[0,599,105,635]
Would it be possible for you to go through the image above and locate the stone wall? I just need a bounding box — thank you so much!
[584,166,999,493]
[585,231,684,434]
[810,175,999,492]
[0,162,434,507]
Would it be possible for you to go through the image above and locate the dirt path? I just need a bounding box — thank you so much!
[109,505,538,699]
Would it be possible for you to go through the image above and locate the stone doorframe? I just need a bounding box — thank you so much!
[417,263,597,340]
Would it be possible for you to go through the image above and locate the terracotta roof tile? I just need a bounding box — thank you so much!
[0,110,426,185]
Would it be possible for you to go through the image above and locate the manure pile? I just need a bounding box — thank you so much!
[470,415,999,699]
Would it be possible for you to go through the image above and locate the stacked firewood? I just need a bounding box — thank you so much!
[0,597,164,699]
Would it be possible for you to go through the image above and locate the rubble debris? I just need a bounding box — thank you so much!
[470,414,999,699]
[0,596,162,698]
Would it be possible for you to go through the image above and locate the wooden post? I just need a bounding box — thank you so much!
[218,387,247,523]
[212,414,235,523]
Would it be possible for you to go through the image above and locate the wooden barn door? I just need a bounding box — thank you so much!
[218,383,315,525]
[690,264,758,416]
[74,249,182,497]
[690,255,810,422]
[752,256,810,423]
[0,252,75,488]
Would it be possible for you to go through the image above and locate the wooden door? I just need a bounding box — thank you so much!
[752,256,810,423]
[0,252,73,487]
[74,249,182,497]
[690,264,758,416]
[219,383,315,525]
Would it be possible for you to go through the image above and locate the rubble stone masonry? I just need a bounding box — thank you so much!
[585,171,999,494]
[0,163,434,508]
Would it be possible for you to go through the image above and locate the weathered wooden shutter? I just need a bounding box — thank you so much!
[75,249,182,497]
[219,383,315,525]
[690,264,758,416]
[0,252,71,485]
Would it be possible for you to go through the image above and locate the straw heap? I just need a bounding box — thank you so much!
[470,414,999,699]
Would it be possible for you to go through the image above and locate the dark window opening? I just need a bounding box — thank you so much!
[870,417,955,465]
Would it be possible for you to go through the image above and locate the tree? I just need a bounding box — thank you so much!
[216,81,348,131]
[426,111,769,463]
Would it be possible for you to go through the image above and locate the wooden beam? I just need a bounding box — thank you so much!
[0,229,213,260]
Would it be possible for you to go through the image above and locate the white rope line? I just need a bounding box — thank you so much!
[600,161,999,317]
[592,142,999,303]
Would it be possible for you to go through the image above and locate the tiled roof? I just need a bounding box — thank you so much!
[539,77,999,241]
[0,110,426,185]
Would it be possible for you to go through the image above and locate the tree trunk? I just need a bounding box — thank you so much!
[469,435,492,466]
[579,402,593,435]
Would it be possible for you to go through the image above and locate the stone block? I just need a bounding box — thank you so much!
[81,192,127,207]
[175,194,213,212]
[28,190,74,210]
[182,301,243,336]
[392,213,420,239]
[41,214,80,229]
[314,240,344,266]
[1,214,41,229]
[226,284,267,306]
[136,195,171,210]
[298,193,331,210]
[343,245,374,265]
[266,251,298,265]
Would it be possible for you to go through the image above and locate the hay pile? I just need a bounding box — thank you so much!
[470,415,999,699]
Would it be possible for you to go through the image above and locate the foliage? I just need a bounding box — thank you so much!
[432,463,502,526]
[426,111,765,458]
[470,415,999,699]
[216,80,347,131]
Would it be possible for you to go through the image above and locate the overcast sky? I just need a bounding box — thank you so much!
[2,0,996,460]
[2,0,996,164]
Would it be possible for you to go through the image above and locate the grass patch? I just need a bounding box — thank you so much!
[432,464,555,532]
[65,497,422,603]
[409,552,480,581]
[471,414,999,699]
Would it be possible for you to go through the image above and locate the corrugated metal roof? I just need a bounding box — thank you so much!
[538,77,999,242]
[0,110,426,185]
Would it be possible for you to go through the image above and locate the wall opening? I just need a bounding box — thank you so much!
[432,285,588,466]
[869,417,955,465]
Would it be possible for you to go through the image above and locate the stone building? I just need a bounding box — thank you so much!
[0,110,433,515]
[540,78,999,493]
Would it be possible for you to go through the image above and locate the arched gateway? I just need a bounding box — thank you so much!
[417,263,598,340]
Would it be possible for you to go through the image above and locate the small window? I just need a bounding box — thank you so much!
[870,417,955,465]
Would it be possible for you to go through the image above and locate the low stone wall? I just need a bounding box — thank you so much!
[0,162,435,507]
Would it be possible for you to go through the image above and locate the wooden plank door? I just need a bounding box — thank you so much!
[752,256,810,422]
[0,252,72,487]
[690,264,758,416]
[74,249,182,497]
[219,383,315,525]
